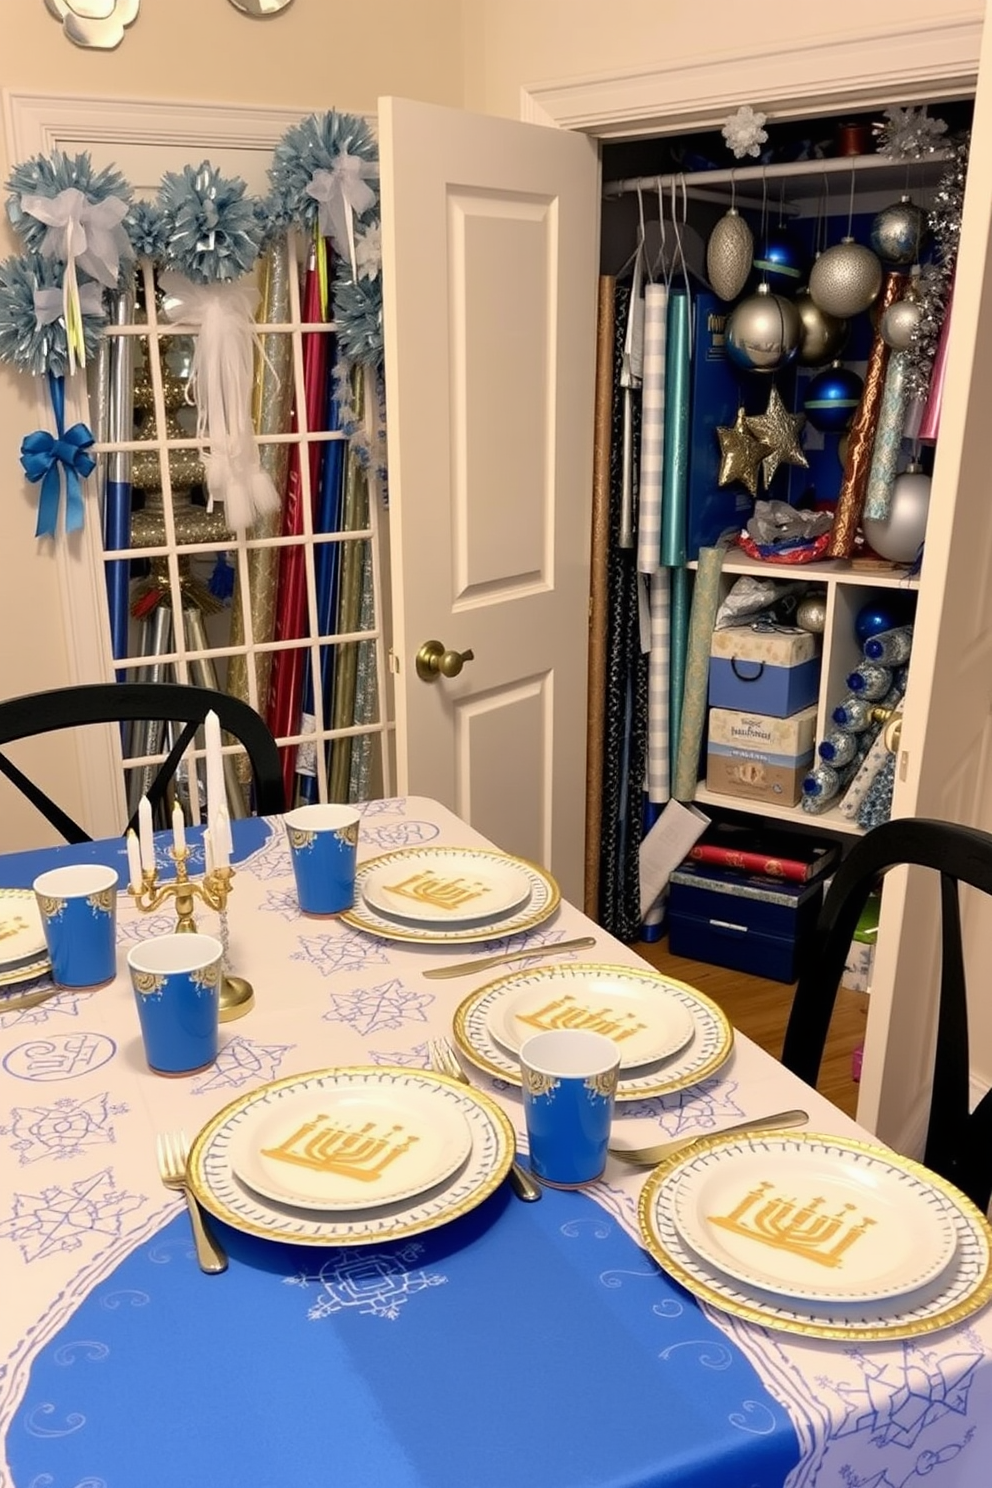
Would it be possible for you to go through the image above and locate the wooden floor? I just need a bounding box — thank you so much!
[632,937,867,1119]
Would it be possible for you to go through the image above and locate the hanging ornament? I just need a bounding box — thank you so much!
[706,208,753,301]
[861,461,931,563]
[870,196,928,266]
[715,407,768,497]
[745,384,809,487]
[752,227,808,291]
[809,238,883,318]
[855,598,908,643]
[795,285,848,366]
[881,297,922,351]
[725,283,801,373]
[796,593,827,634]
[803,362,864,432]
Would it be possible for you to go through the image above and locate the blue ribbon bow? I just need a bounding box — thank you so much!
[20,373,96,538]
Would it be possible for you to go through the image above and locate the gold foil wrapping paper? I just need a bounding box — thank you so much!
[227,236,295,761]
[827,272,905,558]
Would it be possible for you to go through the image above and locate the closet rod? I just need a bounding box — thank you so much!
[602,149,952,199]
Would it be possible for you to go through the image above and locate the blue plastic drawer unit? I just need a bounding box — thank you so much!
[668,863,823,984]
[709,624,822,719]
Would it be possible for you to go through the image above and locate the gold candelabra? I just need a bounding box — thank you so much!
[130,846,254,1021]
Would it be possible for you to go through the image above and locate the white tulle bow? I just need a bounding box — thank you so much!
[306,155,377,279]
[159,272,280,533]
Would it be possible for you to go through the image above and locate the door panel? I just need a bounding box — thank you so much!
[379,96,599,904]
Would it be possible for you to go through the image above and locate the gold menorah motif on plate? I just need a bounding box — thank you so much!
[0,915,31,942]
[515,993,648,1043]
[707,1180,877,1268]
[262,1116,419,1182]
[383,871,490,911]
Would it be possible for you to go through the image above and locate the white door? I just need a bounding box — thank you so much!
[858,33,992,1151]
[379,97,599,906]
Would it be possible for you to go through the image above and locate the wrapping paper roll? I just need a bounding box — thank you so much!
[583,277,616,920]
[637,283,668,575]
[827,271,905,557]
[838,725,890,819]
[668,564,691,777]
[100,282,135,668]
[660,291,690,569]
[227,236,296,747]
[863,350,909,522]
[919,280,954,444]
[329,383,370,804]
[858,750,897,828]
[645,568,672,804]
[673,546,725,802]
[348,541,379,801]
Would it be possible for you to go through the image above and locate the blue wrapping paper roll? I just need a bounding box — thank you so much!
[660,290,690,568]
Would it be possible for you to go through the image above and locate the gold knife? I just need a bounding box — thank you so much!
[423,935,597,980]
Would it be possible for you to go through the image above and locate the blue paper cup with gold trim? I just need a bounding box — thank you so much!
[33,864,119,989]
[284,804,361,915]
[127,933,223,1076]
[520,1030,620,1188]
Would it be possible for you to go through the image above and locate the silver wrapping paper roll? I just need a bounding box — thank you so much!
[863,350,909,522]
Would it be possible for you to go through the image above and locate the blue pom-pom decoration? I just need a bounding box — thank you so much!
[268,111,378,235]
[157,161,266,283]
[6,149,131,250]
[125,200,167,262]
[0,252,106,378]
[334,268,383,368]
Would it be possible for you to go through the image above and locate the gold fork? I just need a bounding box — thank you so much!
[429,1037,543,1203]
[156,1130,228,1274]
[608,1109,809,1166]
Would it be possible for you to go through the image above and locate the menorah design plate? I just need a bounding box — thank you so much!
[230,1078,474,1211]
[360,847,534,928]
[639,1132,992,1342]
[187,1067,515,1247]
[0,888,48,970]
[453,964,733,1100]
[487,966,696,1071]
[669,1134,957,1304]
[342,848,560,943]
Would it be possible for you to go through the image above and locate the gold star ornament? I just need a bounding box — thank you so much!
[746,385,809,488]
[716,407,768,498]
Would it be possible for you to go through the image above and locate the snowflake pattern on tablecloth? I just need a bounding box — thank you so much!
[609,1078,745,1133]
[0,1092,127,1164]
[115,912,175,945]
[292,928,392,978]
[260,887,303,919]
[286,1242,447,1320]
[358,798,408,819]
[191,1036,295,1093]
[323,979,433,1038]
[0,1166,145,1263]
[238,832,294,882]
[359,820,441,849]
[2,1033,116,1083]
[818,1337,987,1487]
[368,1042,432,1069]
[0,988,84,1028]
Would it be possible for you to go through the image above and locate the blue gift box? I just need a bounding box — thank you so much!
[667,862,823,984]
[709,624,821,718]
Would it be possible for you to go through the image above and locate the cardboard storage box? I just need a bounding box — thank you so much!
[705,704,817,806]
[709,625,821,718]
[668,862,823,983]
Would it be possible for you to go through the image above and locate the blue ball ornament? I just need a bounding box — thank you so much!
[803,362,863,432]
[752,228,808,291]
[855,600,903,645]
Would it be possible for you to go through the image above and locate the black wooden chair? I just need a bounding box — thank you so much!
[0,682,285,844]
[781,816,992,1211]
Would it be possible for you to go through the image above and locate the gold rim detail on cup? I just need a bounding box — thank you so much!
[585,1070,619,1099]
[524,1070,559,1098]
[339,822,360,846]
[87,890,116,914]
[133,972,166,995]
[37,895,65,919]
[288,828,316,851]
[191,964,221,990]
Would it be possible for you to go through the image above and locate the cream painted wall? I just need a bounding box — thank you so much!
[460,0,983,119]
[0,0,464,849]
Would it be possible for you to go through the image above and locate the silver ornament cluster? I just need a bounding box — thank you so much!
[725,284,801,373]
[706,209,753,301]
[881,298,921,352]
[870,197,927,266]
[809,239,883,318]
[794,286,848,366]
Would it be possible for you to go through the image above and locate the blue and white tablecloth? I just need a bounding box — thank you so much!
[0,797,990,1488]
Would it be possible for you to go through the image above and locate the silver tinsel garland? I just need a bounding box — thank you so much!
[903,138,969,403]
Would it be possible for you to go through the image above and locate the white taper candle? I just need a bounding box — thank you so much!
[126,828,143,892]
[138,796,154,871]
[172,802,186,854]
[204,710,225,841]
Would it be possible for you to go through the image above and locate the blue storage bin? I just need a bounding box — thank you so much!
[709,624,822,718]
[668,863,823,984]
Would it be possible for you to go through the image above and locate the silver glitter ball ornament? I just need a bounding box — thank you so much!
[706,208,754,302]
[861,463,931,563]
[870,196,928,266]
[725,283,802,373]
[881,298,922,351]
[796,594,827,634]
[795,285,849,366]
[809,238,883,318]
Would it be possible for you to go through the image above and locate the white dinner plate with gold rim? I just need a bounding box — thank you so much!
[0,889,47,969]
[360,847,533,928]
[453,964,734,1100]
[669,1134,957,1304]
[639,1131,992,1342]
[487,967,696,1071]
[229,1079,474,1212]
[342,848,560,944]
[187,1067,515,1246]
[0,954,51,989]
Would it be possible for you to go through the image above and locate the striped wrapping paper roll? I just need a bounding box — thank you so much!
[637,283,668,575]
[673,546,725,802]
[645,568,672,804]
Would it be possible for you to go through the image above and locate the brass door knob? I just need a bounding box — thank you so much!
[416,639,475,682]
